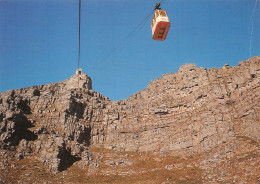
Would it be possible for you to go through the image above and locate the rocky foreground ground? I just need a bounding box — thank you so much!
[0,56,259,183]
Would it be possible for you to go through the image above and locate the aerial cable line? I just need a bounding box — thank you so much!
[78,0,81,70]
[160,0,166,4]
[98,9,154,62]
[96,0,167,65]
[117,9,155,47]
[249,0,258,59]
[97,10,154,64]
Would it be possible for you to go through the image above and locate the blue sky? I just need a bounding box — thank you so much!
[0,0,259,101]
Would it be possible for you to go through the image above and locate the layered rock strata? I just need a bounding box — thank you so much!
[0,57,259,172]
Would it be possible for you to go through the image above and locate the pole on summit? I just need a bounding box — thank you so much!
[78,0,81,71]
[77,0,82,88]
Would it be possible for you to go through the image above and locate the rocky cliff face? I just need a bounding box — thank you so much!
[0,57,259,182]
[102,57,259,153]
[0,72,108,172]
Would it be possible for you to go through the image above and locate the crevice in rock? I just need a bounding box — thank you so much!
[57,148,81,172]
[68,98,86,119]
[77,126,92,146]
[2,114,38,147]
[251,74,256,78]
[0,113,3,123]
[17,99,31,115]
[33,89,41,96]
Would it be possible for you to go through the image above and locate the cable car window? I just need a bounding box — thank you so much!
[155,11,159,18]
[159,11,166,17]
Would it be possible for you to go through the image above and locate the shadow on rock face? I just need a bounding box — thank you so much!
[57,148,81,172]
[15,114,38,141]
[68,98,86,119]
[1,113,38,148]
[77,126,91,146]
[0,93,38,149]
[17,99,31,115]
[0,114,3,123]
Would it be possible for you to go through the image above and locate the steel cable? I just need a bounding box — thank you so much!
[97,9,155,64]
[249,0,258,58]
[77,0,81,87]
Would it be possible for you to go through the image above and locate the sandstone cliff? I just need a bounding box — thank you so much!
[0,56,259,183]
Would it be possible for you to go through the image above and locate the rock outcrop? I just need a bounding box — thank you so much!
[0,57,259,176]
[0,71,108,172]
[101,57,259,154]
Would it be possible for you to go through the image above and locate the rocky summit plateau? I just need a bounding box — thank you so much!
[0,56,259,183]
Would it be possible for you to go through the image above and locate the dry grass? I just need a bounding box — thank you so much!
[0,147,204,184]
[1,140,258,184]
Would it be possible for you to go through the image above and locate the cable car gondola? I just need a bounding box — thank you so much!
[151,3,170,41]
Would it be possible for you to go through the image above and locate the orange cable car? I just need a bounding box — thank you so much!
[151,8,170,41]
